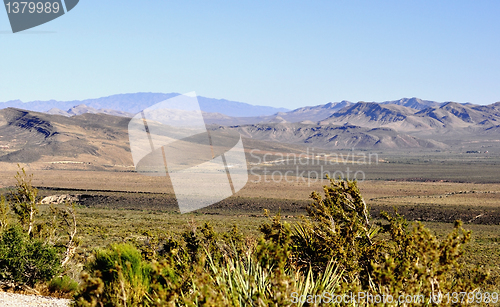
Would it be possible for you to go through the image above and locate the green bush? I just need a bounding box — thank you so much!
[0,225,61,287]
[74,243,151,307]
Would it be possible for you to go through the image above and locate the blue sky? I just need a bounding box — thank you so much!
[1,0,499,109]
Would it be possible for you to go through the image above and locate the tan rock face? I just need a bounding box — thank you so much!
[40,194,81,205]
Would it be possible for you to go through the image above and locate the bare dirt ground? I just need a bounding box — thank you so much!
[0,292,70,307]
[2,169,498,224]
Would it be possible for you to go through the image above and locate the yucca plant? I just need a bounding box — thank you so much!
[205,245,270,306]
[203,241,343,307]
[291,259,343,307]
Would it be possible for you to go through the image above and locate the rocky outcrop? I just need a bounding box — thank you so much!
[40,194,81,205]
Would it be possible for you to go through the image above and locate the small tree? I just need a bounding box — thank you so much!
[7,167,79,268]
[9,166,39,236]
[292,177,380,285]
[49,203,79,267]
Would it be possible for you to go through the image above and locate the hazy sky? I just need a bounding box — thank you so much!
[1,0,499,108]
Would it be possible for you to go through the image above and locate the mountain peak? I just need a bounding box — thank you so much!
[441,101,462,107]
[321,101,352,109]
[380,97,440,110]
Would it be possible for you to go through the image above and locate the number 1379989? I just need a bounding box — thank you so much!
[5,2,60,14]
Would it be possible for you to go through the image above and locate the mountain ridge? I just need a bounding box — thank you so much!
[0,93,290,118]
[0,107,499,168]
[1,95,500,161]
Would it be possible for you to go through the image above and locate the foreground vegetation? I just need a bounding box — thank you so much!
[0,169,498,306]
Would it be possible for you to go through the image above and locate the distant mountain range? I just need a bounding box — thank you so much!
[2,93,497,127]
[212,100,500,150]
[0,108,447,168]
[0,94,499,167]
[320,101,500,132]
[0,93,290,118]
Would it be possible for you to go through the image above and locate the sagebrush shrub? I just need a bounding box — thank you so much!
[0,225,60,287]
[74,243,151,307]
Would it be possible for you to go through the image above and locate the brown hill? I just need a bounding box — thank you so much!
[0,108,132,169]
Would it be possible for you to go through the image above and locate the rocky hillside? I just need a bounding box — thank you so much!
[0,108,132,168]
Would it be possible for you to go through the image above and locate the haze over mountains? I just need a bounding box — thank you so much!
[0,93,290,118]
[0,94,499,167]
[2,93,497,130]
